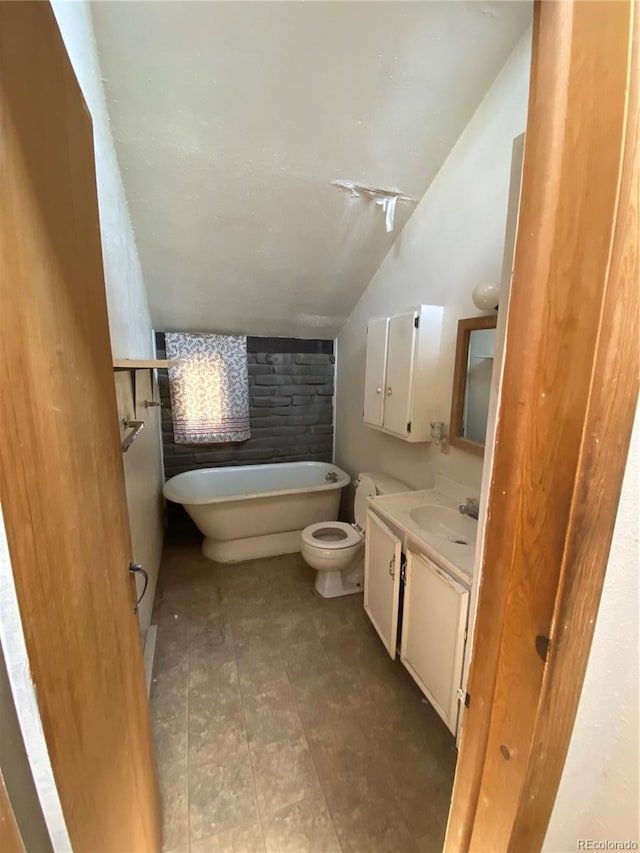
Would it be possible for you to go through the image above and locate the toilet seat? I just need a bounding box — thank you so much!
[301,521,362,550]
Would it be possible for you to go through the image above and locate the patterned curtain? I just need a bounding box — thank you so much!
[165,333,251,444]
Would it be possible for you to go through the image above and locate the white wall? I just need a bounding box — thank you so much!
[51,1,163,632]
[335,29,532,496]
[544,403,640,851]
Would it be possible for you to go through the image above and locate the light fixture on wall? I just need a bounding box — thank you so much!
[472,281,500,312]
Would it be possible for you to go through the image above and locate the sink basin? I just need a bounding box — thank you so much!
[409,504,477,546]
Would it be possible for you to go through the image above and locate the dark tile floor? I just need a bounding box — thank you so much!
[150,539,457,853]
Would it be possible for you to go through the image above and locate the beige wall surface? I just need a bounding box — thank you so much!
[334,30,532,501]
[544,403,639,851]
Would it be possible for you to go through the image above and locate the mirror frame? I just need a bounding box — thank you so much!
[449,314,498,457]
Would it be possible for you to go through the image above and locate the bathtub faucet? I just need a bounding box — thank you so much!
[325,472,339,483]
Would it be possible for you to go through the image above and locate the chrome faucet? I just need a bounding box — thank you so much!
[325,472,339,483]
[458,497,480,520]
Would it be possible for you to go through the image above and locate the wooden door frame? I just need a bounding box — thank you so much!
[446,0,638,849]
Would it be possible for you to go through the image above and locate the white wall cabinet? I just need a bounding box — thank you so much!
[363,305,443,441]
[400,550,469,734]
[364,510,402,658]
[363,316,389,428]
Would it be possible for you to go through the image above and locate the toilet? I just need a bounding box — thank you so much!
[301,472,411,598]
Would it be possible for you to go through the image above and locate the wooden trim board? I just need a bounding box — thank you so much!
[446,0,639,849]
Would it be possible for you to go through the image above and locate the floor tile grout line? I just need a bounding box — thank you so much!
[351,705,420,847]
[235,599,341,846]
[186,623,192,852]
[356,687,453,848]
[254,666,345,851]
[291,621,346,853]
[298,732,345,853]
[308,610,428,850]
[231,613,268,853]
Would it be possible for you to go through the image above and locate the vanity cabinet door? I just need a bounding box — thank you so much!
[363,316,389,427]
[382,311,417,437]
[401,550,469,734]
[364,510,402,659]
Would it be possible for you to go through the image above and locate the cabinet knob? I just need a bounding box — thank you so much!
[386,387,393,396]
[376,386,382,394]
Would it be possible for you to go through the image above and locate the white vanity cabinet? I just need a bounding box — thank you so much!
[400,550,469,734]
[363,305,443,441]
[363,510,402,658]
[363,500,471,736]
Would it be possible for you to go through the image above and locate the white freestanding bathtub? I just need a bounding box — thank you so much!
[163,461,350,563]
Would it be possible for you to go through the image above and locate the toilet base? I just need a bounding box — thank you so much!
[314,563,364,598]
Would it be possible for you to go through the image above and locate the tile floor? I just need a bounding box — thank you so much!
[150,538,457,853]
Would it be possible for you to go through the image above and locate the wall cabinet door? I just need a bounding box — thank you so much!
[383,311,417,437]
[363,316,389,427]
[400,550,469,734]
[364,510,402,658]
[362,305,443,442]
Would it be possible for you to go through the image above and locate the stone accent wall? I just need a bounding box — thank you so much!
[156,334,334,478]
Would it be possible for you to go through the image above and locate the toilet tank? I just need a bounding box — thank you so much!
[354,472,411,531]
[359,472,412,496]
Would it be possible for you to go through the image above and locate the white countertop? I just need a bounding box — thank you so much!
[368,484,478,587]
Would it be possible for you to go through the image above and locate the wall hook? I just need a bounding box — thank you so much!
[128,562,148,613]
[121,419,144,453]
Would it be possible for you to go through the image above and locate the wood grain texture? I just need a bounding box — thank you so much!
[445,1,637,849]
[0,771,24,853]
[0,5,161,851]
[449,315,497,457]
[509,4,639,847]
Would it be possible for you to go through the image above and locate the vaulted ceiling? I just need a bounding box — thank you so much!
[91,1,531,339]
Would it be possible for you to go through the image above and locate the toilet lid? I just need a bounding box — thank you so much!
[354,474,377,530]
[302,522,362,550]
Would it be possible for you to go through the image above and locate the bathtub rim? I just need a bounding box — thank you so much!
[162,461,350,506]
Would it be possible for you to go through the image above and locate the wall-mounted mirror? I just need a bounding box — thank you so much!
[449,315,498,456]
